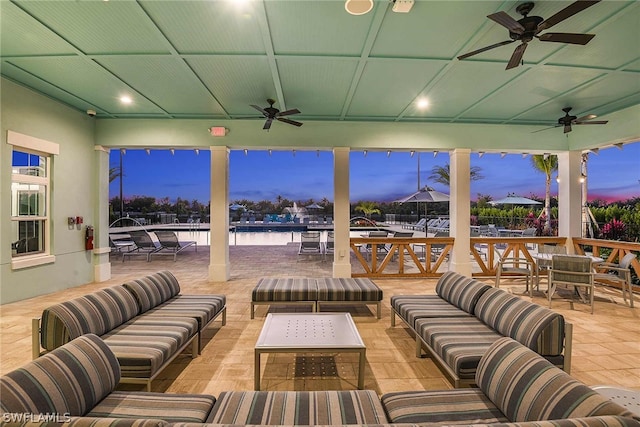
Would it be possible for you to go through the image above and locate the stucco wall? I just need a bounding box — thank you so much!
[1,78,97,304]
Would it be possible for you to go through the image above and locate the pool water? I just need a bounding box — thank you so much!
[175,230,361,246]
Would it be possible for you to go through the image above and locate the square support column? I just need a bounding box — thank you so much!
[557,151,582,253]
[449,149,472,277]
[333,147,351,277]
[93,145,111,282]
[209,146,230,281]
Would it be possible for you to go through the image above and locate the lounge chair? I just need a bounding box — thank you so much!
[298,231,322,257]
[404,218,426,230]
[153,230,197,261]
[324,231,334,261]
[109,234,134,256]
[122,230,161,262]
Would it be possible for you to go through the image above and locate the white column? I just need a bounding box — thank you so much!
[93,145,111,282]
[449,149,472,276]
[333,147,352,277]
[209,146,230,281]
[557,150,582,254]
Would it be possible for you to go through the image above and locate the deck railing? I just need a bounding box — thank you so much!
[470,236,566,278]
[350,236,454,278]
[350,235,639,284]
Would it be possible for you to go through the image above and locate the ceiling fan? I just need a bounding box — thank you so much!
[458,1,600,70]
[250,99,303,130]
[536,107,608,134]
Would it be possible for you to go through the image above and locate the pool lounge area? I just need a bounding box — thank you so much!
[2,243,638,398]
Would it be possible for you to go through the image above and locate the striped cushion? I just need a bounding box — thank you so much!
[122,271,182,312]
[416,317,503,379]
[315,278,383,302]
[451,416,640,427]
[474,288,565,356]
[381,389,509,424]
[143,295,226,329]
[252,278,318,302]
[0,334,119,416]
[101,316,198,378]
[435,271,491,313]
[391,295,472,329]
[476,337,634,422]
[40,287,139,350]
[86,391,215,422]
[208,390,387,425]
[9,417,169,427]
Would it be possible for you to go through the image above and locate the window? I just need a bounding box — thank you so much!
[8,131,58,269]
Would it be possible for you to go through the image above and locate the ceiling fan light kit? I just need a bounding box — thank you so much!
[457,1,600,70]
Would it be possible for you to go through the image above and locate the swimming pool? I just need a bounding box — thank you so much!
[174,229,368,246]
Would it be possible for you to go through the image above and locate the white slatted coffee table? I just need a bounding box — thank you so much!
[254,313,366,390]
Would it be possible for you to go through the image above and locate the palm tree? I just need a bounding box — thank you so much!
[531,155,558,232]
[428,163,483,186]
[109,166,121,183]
[354,201,381,219]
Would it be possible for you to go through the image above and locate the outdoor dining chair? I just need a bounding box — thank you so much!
[593,252,635,308]
[548,255,595,314]
[495,255,534,297]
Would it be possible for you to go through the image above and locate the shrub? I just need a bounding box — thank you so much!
[601,218,626,240]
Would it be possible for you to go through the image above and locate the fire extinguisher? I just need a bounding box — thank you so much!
[85,225,94,251]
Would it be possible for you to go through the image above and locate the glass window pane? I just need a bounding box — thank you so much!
[11,220,44,256]
[11,183,46,216]
[12,150,46,177]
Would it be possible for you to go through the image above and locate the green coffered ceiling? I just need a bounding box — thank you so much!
[1,0,639,132]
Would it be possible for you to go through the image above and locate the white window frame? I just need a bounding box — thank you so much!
[8,130,58,270]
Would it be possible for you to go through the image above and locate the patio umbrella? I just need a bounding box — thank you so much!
[394,187,450,234]
[489,196,541,228]
[229,203,246,211]
[305,203,323,210]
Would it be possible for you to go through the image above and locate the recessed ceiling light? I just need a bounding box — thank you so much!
[120,95,132,104]
[417,98,429,109]
[345,0,373,15]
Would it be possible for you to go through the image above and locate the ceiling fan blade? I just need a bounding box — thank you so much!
[263,119,273,130]
[538,32,595,45]
[564,124,572,133]
[506,43,527,70]
[277,108,301,117]
[250,104,268,116]
[575,120,608,125]
[575,114,598,121]
[277,117,303,127]
[457,40,514,60]
[487,11,525,33]
[537,0,600,32]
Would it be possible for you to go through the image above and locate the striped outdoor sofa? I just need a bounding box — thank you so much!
[1,334,216,424]
[391,271,571,388]
[3,335,638,427]
[32,271,226,391]
[251,277,383,319]
[381,337,638,426]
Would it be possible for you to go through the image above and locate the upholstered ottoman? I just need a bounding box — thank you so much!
[251,278,318,319]
[207,390,387,425]
[316,278,383,319]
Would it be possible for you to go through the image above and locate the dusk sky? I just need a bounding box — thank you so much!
[109,142,639,205]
